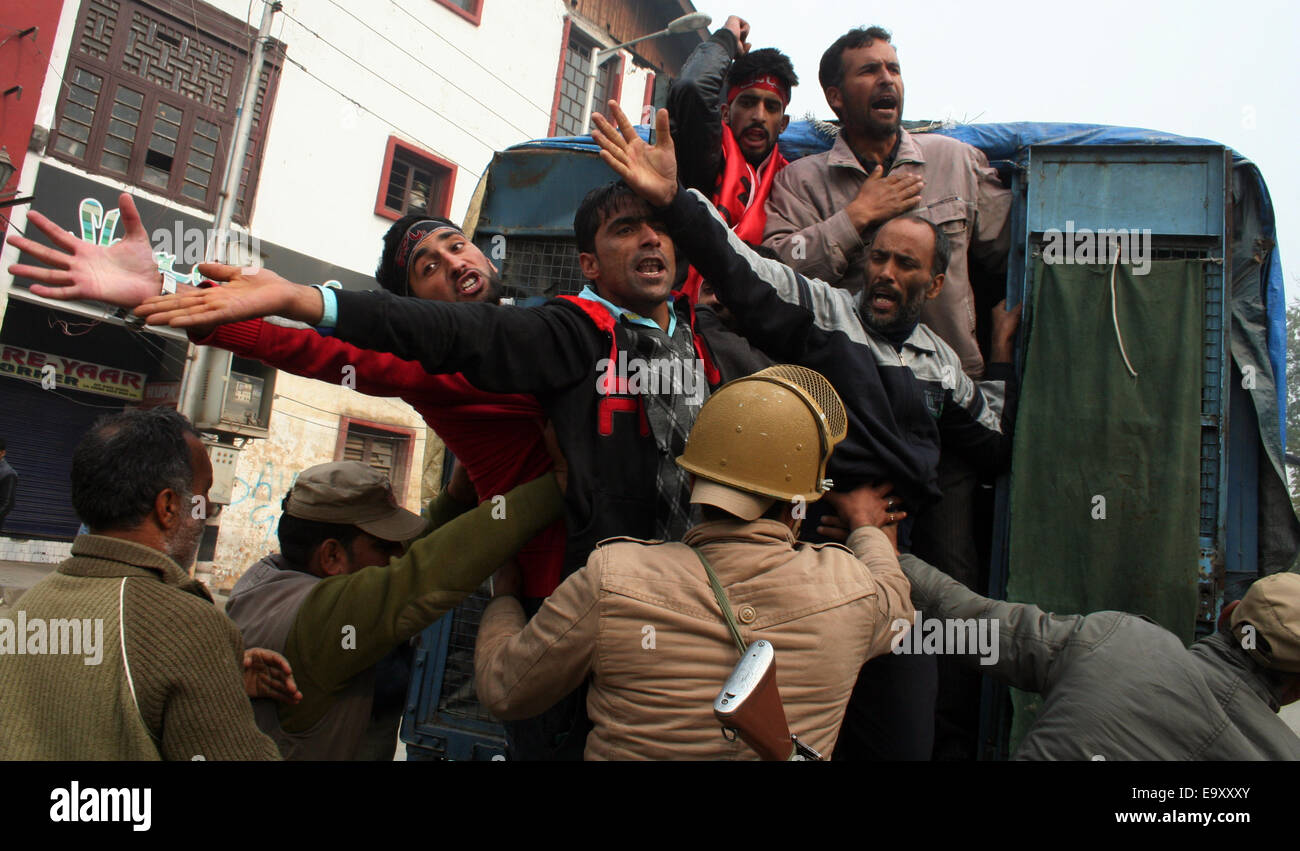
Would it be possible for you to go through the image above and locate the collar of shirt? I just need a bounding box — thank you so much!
[578,285,676,336]
[859,309,938,356]
[828,127,925,175]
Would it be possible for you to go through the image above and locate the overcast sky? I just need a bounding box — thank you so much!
[690,0,1300,304]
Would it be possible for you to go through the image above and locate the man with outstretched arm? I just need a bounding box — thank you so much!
[6,204,567,604]
[227,460,563,760]
[891,554,1300,760]
[94,181,735,758]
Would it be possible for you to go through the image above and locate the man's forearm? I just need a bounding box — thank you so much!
[897,554,1080,693]
[279,474,562,732]
[667,28,736,194]
[661,189,849,358]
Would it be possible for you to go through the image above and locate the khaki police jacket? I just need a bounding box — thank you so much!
[763,130,1011,378]
[474,519,911,760]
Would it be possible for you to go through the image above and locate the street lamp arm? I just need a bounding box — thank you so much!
[597,27,670,60]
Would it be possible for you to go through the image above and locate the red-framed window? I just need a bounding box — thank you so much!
[433,0,483,27]
[549,19,621,137]
[334,416,417,506]
[374,135,457,221]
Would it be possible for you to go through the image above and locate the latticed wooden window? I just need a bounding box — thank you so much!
[49,0,281,220]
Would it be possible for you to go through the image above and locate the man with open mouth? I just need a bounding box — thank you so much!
[762,25,1011,383]
[668,14,799,314]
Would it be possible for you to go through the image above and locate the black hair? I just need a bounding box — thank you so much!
[276,492,363,569]
[375,213,460,296]
[819,26,894,93]
[0,437,6,452]
[726,48,799,98]
[870,215,951,277]
[71,408,199,532]
[573,181,644,254]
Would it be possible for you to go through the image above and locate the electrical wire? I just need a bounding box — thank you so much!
[4,372,138,410]
[277,50,479,176]
[276,8,505,158]
[382,0,553,121]
[0,211,24,238]
[275,392,419,424]
[266,407,340,431]
[122,324,192,373]
[23,28,72,99]
[320,0,544,138]
[47,314,100,337]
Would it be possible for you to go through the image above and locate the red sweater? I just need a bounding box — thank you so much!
[195,319,565,598]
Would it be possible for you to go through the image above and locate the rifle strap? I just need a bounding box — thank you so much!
[691,547,748,657]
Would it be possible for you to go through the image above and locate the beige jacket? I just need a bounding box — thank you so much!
[763,130,1011,377]
[475,519,910,760]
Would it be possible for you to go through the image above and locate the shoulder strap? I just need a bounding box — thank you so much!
[691,548,747,657]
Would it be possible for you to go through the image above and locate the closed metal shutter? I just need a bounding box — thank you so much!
[0,380,121,539]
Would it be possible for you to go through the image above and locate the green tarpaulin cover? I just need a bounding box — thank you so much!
[1007,259,1206,743]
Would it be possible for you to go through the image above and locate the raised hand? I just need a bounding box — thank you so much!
[135,263,322,328]
[590,100,678,208]
[723,15,751,54]
[5,193,163,308]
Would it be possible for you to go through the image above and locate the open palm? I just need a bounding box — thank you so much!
[590,100,678,208]
[6,193,163,309]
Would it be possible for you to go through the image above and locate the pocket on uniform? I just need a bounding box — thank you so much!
[920,197,970,236]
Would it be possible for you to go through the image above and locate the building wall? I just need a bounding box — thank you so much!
[0,0,65,202]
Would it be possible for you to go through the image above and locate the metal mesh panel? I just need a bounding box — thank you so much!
[434,585,496,723]
[492,237,587,299]
[753,364,848,443]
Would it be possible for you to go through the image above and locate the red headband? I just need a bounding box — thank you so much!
[727,74,790,107]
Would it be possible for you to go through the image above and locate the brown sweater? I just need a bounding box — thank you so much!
[0,535,279,760]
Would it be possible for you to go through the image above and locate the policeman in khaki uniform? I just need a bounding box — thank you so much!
[474,365,913,759]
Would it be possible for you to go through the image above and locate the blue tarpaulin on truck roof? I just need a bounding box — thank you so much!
[511,120,1289,475]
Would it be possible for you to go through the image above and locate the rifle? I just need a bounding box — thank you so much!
[713,639,823,761]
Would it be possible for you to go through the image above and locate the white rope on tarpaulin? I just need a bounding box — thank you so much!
[1109,241,1139,378]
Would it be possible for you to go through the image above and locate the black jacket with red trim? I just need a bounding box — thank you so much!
[331,288,722,574]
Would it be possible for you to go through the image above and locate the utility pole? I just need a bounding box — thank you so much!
[177,0,280,423]
[176,1,280,582]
